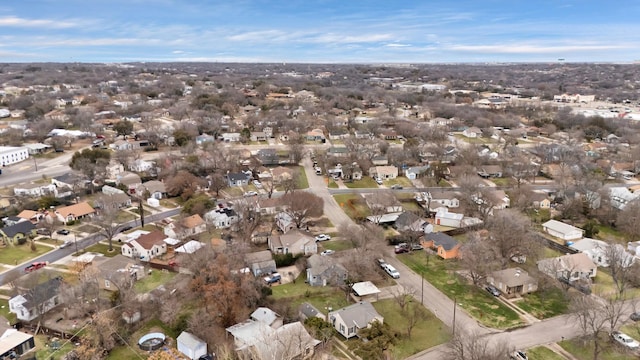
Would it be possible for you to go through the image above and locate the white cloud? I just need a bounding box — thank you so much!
[386,43,411,48]
[0,16,77,29]
[447,43,629,54]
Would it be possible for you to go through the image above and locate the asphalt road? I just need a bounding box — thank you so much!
[0,207,181,285]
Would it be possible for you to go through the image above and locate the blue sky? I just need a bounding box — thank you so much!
[1,0,639,63]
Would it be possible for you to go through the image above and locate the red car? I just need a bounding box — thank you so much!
[25,262,47,273]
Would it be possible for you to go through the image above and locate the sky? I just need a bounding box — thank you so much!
[1,0,640,63]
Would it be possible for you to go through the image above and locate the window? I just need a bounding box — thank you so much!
[105,280,110,288]
[339,324,345,333]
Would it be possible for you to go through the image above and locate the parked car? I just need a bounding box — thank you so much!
[394,243,409,254]
[59,241,72,249]
[56,229,70,235]
[320,250,335,256]
[315,167,322,175]
[383,264,400,279]
[630,312,640,321]
[25,262,47,273]
[263,273,282,285]
[243,191,258,197]
[120,225,132,232]
[411,244,424,251]
[485,284,501,297]
[612,331,640,349]
[390,184,403,189]
[253,180,262,188]
[377,258,387,268]
[315,234,331,241]
[36,228,50,235]
[375,177,383,185]
[510,350,528,360]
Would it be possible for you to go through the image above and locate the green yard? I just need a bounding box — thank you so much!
[270,274,350,311]
[592,271,640,300]
[373,299,450,359]
[296,166,309,189]
[320,240,355,252]
[490,178,513,186]
[134,269,177,293]
[36,334,75,360]
[344,177,377,188]
[516,287,569,319]
[560,337,637,360]
[106,345,146,360]
[81,242,121,257]
[398,253,523,329]
[0,243,51,265]
[385,177,413,188]
[526,346,566,360]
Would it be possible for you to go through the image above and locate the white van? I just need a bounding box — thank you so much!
[383,264,400,279]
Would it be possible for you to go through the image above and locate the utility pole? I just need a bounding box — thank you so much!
[421,270,424,305]
[33,157,38,172]
[452,297,457,336]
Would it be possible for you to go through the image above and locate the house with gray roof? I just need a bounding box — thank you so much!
[328,301,383,339]
[9,277,63,322]
[226,172,251,187]
[394,212,428,232]
[244,250,276,277]
[299,302,325,321]
[306,254,348,287]
[487,268,538,298]
[0,221,35,244]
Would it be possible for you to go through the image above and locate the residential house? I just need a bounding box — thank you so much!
[609,187,640,210]
[571,239,634,268]
[54,202,95,224]
[51,173,87,192]
[23,143,52,155]
[105,161,125,179]
[0,329,35,359]
[423,192,460,209]
[380,129,398,140]
[328,301,384,339]
[13,183,57,197]
[306,128,325,141]
[299,302,325,322]
[129,159,156,173]
[226,172,251,187]
[9,277,63,322]
[244,250,276,276]
[369,165,399,180]
[138,180,167,199]
[256,148,279,166]
[16,210,45,224]
[116,172,142,195]
[220,133,241,142]
[530,191,551,209]
[121,230,167,261]
[405,165,430,180]
[251,307,283,329]
[341,163,363,182]
[92,255,145,291]
[256,197,284,215]
[102,184,126,196]
[394,212,428,232]
[226,319,319,360]
[487,268,538,298]
[250,132,268,142]
[434,208,464,228]
[462,127,482,138]
[477,165,503,178]
[204,208,238,229]
[275,212,296,233]
[364,192,403,214]
[327,146,349,157]
[306,254,348,287]
[371,156,389,166]
[95,192,132,210]
[269,229,317,256]
[538,252,597,282]
[195,134,216,145]
[271,166,293,183]
[542,220,583,241]
[0,221,36,244]
[164,214,207,239]
[177,331,208,360]
[421,232,461,259]
[2,216,23,227]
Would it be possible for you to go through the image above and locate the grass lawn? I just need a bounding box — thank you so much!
[560,337,637,360]
[345,177,377,188]
[0,299,17,325]
[76,224,100,233]
[129,208,152,216]
[115,211,137,223]
[385,177,413,188]
[81,242,121,257]
[594,224,625,242]
[36,334,75,360]
[398,253,523,329]
[399,199,421,212]
[526,346,565,360]
[373,299,450,359]
[134,270,177,293]
[224,187,244,197]
[328,179,338,188]
[490,178,513,186]
[159,199,179,208]
[333,194,370,220]
[106,345,147,360]
[592,272,640,300]
[0,243,51,265]
[517,287,569,319]
[320,240,355,252]
[296,166,309,189]
[270,274,349,311]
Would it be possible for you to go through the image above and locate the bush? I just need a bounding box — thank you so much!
[387,235,406,246]
[66,220,76,226]
[17,237,27,245]
[273,253,300,267]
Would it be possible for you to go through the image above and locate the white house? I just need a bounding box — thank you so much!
[177,331,207,360]
[204,208,238,229]
[542,220,583,241]
[13,183,57,197]
[462,127,482,138]
[570,239,634,268]
[434,208,464,228]
[269,229,317,256]
[609,187,640,210]
[121,230,167,261]
[163,214,207,239]
[9,277,63,322]
[538,253,597,282]
[425,192,460,209]
[328,301,384,339]
[129,159,156,173]
[275,212,296,233]
[220,132,241,142]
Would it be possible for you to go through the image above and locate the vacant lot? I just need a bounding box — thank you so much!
[560,337,638,360]
[399,252,522,329]
[0,243,51,265]
[526,346,566,360]
[134,269,177,293]
[517,287,569,319]
[270,274,350,312]
[333,194,370,220]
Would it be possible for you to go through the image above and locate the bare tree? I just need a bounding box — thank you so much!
[404,302,428,339]
[281,191,323,229]
[232,198,262,243]
[338,222,385,253]
[445,327,511,360]
[604,244,635,299]
[617,199,640,241]
[569,294,609,360]
[459,232,498,285]
[485,210,541,268]
[92,205,122,252]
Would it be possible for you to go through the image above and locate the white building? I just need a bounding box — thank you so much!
[434,208,464,228]
[14,183,57,197]
[542,220,583,241]
[0,146,29,166]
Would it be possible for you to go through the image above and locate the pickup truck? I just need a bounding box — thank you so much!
[263,273,282,285]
